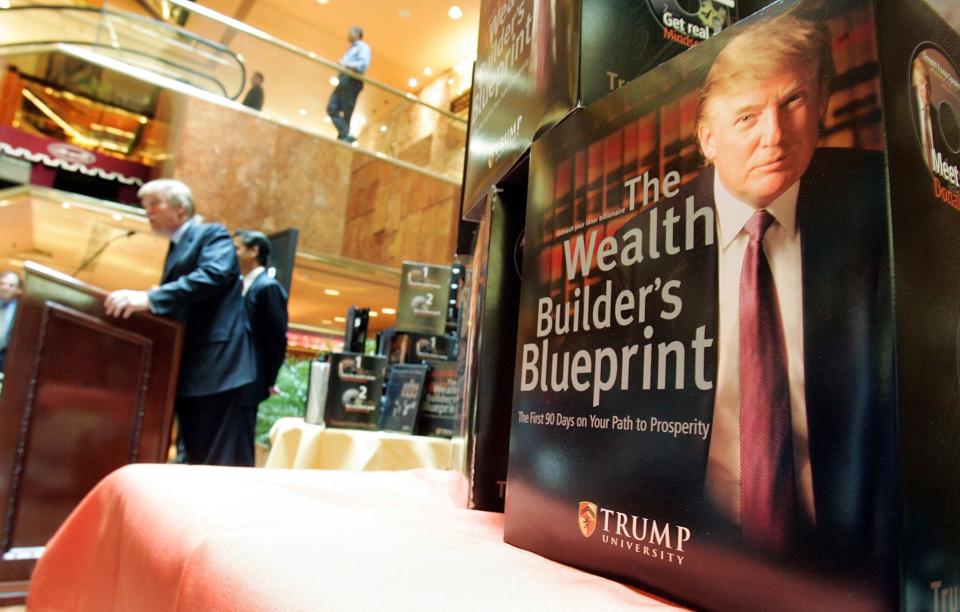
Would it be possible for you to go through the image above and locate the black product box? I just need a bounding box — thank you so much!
[416,360,460,438]
[453,166,528,511]
[395,262,452,336]
[322,352,387,431]
[379,364,428,433]
[503,1,960,610]
[463,0,754,219]
[410,334,455,362]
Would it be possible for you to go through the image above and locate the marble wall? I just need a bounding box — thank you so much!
[163,96,458,266]
[343,153,460,267]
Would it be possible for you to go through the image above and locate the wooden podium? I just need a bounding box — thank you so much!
[0,262,183,599]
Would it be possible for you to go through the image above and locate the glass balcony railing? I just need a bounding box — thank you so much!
[0,0,470,181]
[0,2,246,98]
[145,0,470,180]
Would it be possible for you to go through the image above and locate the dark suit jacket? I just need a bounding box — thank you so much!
[244,271,288,403]
[148,221,256,398]
[599,148,897,564]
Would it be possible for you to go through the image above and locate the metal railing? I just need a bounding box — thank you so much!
[0,3,246,98]
[0,0,470,181]
[120,0,470,180]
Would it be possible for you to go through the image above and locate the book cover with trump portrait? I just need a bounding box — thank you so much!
[503,0,960,609]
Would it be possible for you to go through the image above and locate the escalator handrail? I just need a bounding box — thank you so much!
[163,0,468,123]
[0,4,244,98]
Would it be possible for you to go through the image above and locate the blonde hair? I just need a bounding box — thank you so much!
[696,12,835,132]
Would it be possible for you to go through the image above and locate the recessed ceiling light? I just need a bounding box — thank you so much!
[408,77,418,88]
[0,200,8,207]
[368,311,379,317]
[423,67,432,76]
[62,203,71,209]
[379,125,388,133]
[382,307,397,315]
[399,8,411,18]
[298,108,308,116]
[317,0,329,4]
[329,76,339,86]
[324,288,340,296]
[280,118,290,125]
[447,78,455,85]
[334,316,346,323]
[448,5,463,19]
[113,213,123,221]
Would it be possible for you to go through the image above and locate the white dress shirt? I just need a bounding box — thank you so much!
[705,174,816,527]
[242,266,265,297]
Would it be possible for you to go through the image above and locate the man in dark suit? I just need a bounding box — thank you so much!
[104,179,257,466]
[233,230,289,427]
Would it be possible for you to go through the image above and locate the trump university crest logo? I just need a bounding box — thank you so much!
[579,501,598,537]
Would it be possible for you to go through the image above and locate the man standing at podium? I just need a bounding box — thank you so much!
[104,179,258,466]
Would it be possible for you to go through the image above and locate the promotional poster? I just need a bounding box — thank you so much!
[395,262,452,336]
[322,353,387,431]
[580,0,736,106]
[379,364,428,433]
[504,1,904,609]
[416,360,460,438]
[877,1,960,609]
[462,0,579,219]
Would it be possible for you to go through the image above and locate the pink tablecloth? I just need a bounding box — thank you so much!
[27,465,684,611]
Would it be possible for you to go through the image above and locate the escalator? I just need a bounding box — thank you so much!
[0,3,246,99]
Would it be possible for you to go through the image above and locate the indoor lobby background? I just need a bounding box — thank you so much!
[0,0,480,350]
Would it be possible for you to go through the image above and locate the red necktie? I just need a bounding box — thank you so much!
[739,209,797,555]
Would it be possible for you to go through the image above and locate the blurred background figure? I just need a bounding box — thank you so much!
[234,230,289,434]
[104,179,257,466]
[242,71,265,111]
[0,270,23,377]
[327,26,371,143]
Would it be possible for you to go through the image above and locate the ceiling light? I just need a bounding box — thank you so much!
[368,311,379,317]
[280,118,290,125]
[317,0,329,4]
[447,78,455,85]
[382,307,397,315]
[113,213,123,221]
[62,203,71,209]
[379,125,388,133]
[448,5,463,19]
[399,9,411,18]
[324,288,340,296]
[334,316,346,323]
[298,108,308,116]
[408,77,418,88]
[329,76,339,86]
[423,67,432,76]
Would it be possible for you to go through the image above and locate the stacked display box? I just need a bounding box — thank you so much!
[503,0,960,609]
